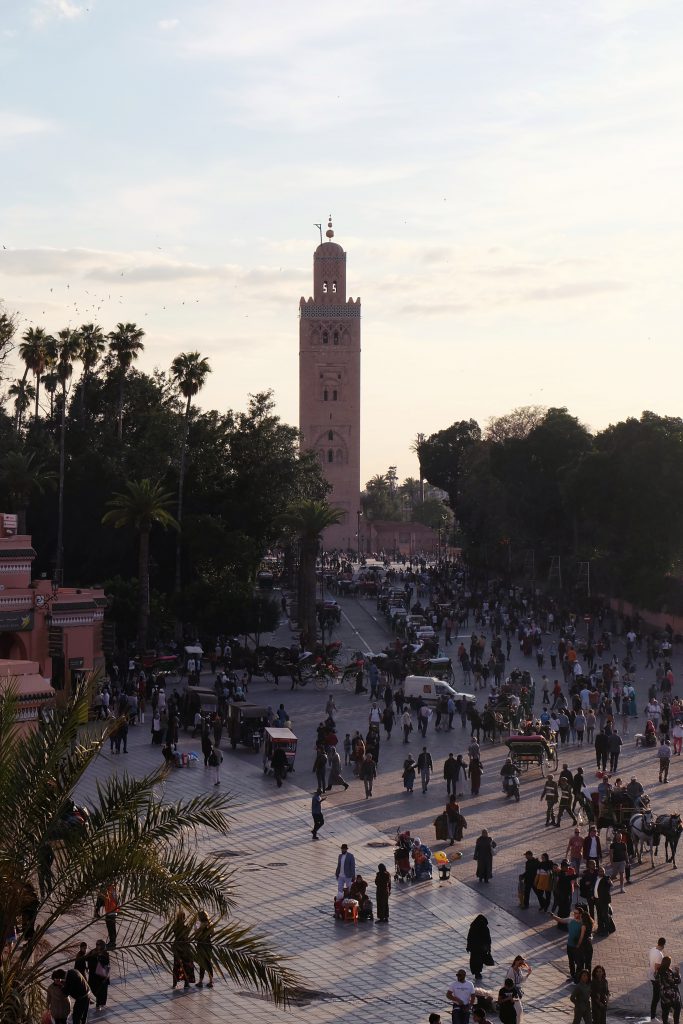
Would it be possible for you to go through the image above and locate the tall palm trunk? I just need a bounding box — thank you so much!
[117,374,125,440]
[138,526,150,652]
[14,366,29,433]
[34,374,41,425]
[299,538,318,644]
[55,390,67,583]
[174,394,191,641]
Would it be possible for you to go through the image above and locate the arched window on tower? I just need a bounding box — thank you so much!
[333,330,339,345]
[327,449,334,463]
[335,448,343,463]
[323,389,328,401]
[332,281,337,293]
[322,331,328,345]
[332,389,338,401]
[322,281,328,294]
[328,430,334,441]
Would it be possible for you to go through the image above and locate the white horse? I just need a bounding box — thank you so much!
[630,811,683,869]
[630,810,656,867]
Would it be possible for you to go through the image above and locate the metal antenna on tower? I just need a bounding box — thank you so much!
[314,223,322,245]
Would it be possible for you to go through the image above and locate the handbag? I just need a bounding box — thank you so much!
[483,951,495,966]
[95,961,110,979]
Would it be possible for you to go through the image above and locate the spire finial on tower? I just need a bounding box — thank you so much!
[326,215,334,240]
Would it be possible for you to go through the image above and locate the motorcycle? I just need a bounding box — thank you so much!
[502,774,520,802]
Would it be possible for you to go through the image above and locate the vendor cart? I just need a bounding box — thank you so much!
[262,726,297,774]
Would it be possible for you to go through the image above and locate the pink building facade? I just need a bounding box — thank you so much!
[0,512,105,700]
[299,219,361,550]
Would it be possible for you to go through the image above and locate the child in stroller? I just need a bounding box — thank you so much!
[411,837,433,882]
[394,830,414,882]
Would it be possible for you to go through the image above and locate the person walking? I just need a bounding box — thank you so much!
[607,732,622,773]
[590,966,610,1024]
[541,775,559,827]
[313,747,328,792]
[58,969,91,1024]
[469,756,483,796]
[552,907,588,982]
[474,829,496,883]
[557,775,578,827]
[446,968,476,1024]
[86,939,110,1010]
[311,789,325,840]
[444,753,459,797]
[326,747,349,791]
[46,971,72,1024]
[498,978,519,1024]
[417,746,433,793]
[570,969,593,1024]
[659,956,681,1024]
[649,937,667,1021]
[505,956,532,1023]
[445,797,467,846]
[402,708,413,743]
[360,752,377,799]
[171,910,195,989]
[402,753,417,793]
[208,744,223,786]
[659,737,673,783]
[195,909,215,988]
[595,731,608,772]
[374,863,392,922]
[609,832,628,893]
[466,914,492,981]
[335,844,356,896]
[520,851,540,909]
[103,883,119,950]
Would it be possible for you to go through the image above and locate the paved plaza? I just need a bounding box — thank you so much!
[61,589,681,1023]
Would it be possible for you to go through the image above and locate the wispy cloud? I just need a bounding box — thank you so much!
[158,18,179,32]
[31,0,88,27]
[0,111,55,142]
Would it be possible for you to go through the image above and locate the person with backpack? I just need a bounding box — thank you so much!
[208,744,223,786]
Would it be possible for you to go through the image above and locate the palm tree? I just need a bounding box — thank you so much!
[410,432,426,504]
[54,328,82,583]
[40,370,59,427]
[0,679,296,1023]
[18,327,53,426]
[108,322,145,440]
[277,499,344,643]
[170,351,211,628]
[7,379,35,432]
[77,322,106,418]
[0,450,57,533]
[102,479,179,651]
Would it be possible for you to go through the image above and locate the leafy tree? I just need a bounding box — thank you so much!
[410,432,426,504]
[484,405,546,443]
[361,473,402,522]
[418,419,482,510]
[102,480,179,651]
[0,449,56,533]
[107,322,145,440]
[277,499,344,641]
[0,306,18,388]
[0,680,296,1023]
[411,497,452,532]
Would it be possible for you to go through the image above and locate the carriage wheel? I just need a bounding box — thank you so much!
[605,825,615,844]
[314,676,328,691]
[541,754,548,777]
[343,673,356,693]
[549,749,559,772]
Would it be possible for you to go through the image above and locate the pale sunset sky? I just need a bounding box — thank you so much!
[1,0,682,483]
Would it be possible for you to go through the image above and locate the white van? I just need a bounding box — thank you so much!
[403,675,476,708]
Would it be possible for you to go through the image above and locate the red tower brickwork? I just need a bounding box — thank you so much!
[299,219,361,550]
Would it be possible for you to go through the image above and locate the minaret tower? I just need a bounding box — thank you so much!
[299,218,361,550]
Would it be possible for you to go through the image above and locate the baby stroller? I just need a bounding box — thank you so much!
[394,830,414,882]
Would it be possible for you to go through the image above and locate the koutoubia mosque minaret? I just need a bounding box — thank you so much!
[299,218,361,550]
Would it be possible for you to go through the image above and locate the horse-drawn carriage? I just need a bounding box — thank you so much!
[506,734,558,776]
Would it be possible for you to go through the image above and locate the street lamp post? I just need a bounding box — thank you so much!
[357,509,363,561]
